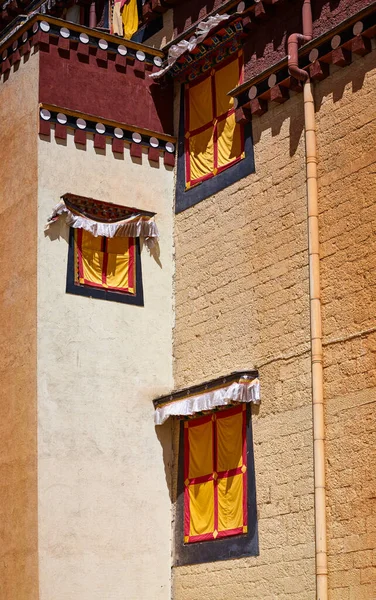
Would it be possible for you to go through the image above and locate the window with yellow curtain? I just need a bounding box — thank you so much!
[184,53,244,189]
[66,228,144,305]
[175,404,258,565]
[176,50,255,213]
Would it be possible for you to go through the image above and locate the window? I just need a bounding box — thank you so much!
[175,404,258,565]
[175,51,255,213]
[185,54,244,189]
[66,228,144,305]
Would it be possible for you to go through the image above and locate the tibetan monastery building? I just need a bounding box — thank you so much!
[0,0,375,598]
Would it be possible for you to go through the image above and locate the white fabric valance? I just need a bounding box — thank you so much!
[150,13,230,80]
[154,377,260,425]
[46,197,159,249]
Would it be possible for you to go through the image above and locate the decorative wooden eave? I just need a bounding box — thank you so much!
[0,0,68,30]
[229,2,376,121]
[153,370,260,424]
[0,13,165,65]
[150,0,288,83]
[142,0,283,37]
[162,16,245,83]
[38,103,177,165]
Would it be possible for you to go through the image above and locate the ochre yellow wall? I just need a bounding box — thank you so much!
[0,53,39,599]
[316,51,376,600]
[173,91,316,599]
[172,50,376,600]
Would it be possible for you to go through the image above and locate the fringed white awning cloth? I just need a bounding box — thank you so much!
[155,377,260,425]
[46,199,159,249]
[149,13,230,80]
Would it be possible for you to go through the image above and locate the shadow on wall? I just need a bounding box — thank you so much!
[241,0,355,81]
[252,93,305,158]
[45,218,164,268]
[44,217,70,243]
[155,420,174,502]
[150,82,175,136]
[314,50,372,111]
[252,48,374,157]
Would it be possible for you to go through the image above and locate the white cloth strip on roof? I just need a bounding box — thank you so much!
[150,13,230,79]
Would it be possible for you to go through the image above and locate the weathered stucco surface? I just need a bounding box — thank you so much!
[173,91,316,599]
[316,51,376,600]
[0,52,39,600]
[172,48,376,600]
[37,134,174,599]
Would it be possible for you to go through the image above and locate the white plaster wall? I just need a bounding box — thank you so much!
[37,131,174,600]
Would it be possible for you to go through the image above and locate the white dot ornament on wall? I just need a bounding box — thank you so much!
[98,39,108,50]
[12,40,18,51]
[76,118,86,129]
[132,132,142,143]
[136,50,145,62]
[96,123,106,134]
[57,113,67,124]
[2,50,7,61]
[114,127,124,139]
[22,32,28,43]
[150,137,159,148]
[60,27,70,39]
[153,56,162,67]
[165,142,175,153]
[309,48,319,63]
[79,32,89,44]
[248,85,258,100]
[353,21,364,36]
[118,45,127,56]
[32,22,39,33]
[40,108,51,120]
[40,21,50,33]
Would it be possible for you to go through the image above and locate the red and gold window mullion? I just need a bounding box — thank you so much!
[212,413,219,538]
[184,405,248,545]
[101,236,108,287]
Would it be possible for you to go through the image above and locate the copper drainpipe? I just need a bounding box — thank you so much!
[287,2,328,600]
[89,1,97,28]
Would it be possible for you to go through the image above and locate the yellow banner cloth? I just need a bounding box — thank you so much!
[122,0,138,40]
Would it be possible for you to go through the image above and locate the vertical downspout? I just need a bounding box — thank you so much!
[89,1,97,28]
[287,2,328,599]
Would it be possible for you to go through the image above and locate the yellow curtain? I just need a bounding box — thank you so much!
[185,406,246,542]
[188,419,213,478]
[80,230,104,286]
[188,128,214,182]
[106,237,133,292]
[217,409,243,472]
[186,54,244,189]
[189,481,215,536]
[75,230,134,293]
[217,474,243,531]
[122,0,138,40]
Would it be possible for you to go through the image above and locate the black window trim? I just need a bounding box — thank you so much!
[174,403,259,566]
